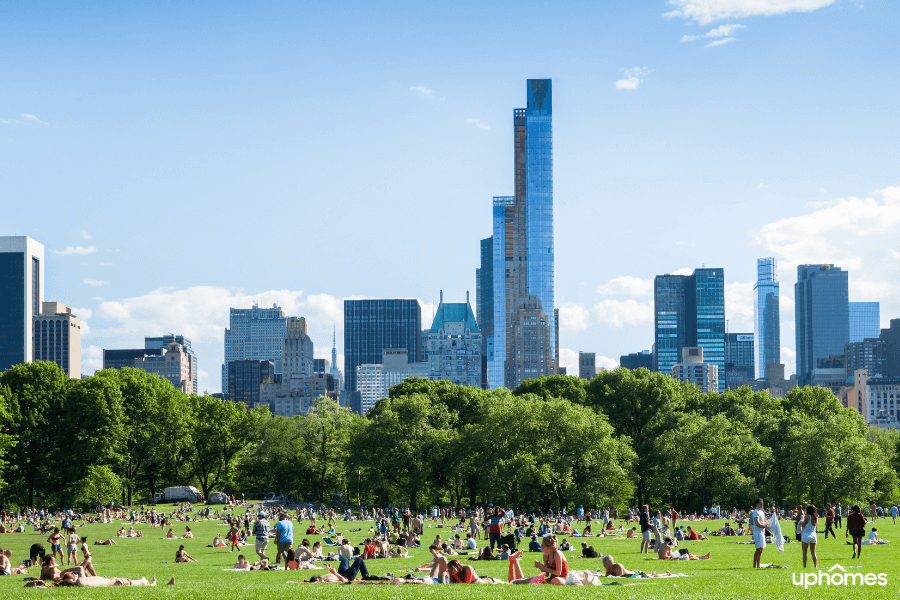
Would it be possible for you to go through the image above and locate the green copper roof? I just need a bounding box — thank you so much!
[429,302,480,333]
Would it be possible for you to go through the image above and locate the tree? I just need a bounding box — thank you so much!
[301,398,353,502]
[187,396,265,499]
[513,375,588,405]
[235,413,314,500]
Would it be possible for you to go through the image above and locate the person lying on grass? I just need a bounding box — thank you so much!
[39,557,87,583]
[54,573,173,587]
[93,539,117,545]
[600,554,672,578]
[306,556,392,583]
[175,545,197,563]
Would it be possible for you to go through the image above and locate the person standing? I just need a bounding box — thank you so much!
[890,504,898,525]
[488,507,504,550]
[639,505,652,554]
[274,513,293,565]
[800,505,818,568]
[834,504,842,529]
[252,512,270,561]
[823,505,836,539]
[750,499,767,569]
[846,505,867,560]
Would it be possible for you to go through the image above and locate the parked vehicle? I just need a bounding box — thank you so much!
[152,486,201,503]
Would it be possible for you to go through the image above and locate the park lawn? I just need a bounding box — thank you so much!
[0,508,897,599]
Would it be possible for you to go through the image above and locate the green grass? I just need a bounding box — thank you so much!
[0,507,898,598]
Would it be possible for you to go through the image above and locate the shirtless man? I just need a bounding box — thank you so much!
[57,572,172,586]
[600,554,671,578]
[39,556,86,582]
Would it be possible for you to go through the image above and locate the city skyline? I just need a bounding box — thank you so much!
[3,1,899,393]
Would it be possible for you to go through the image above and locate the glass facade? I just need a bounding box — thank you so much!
[753,257,781,380]
[0,252,25,373]
[343,299,422,404]
[222,304,286,394]
[725,333,755,388]
[103,347,164,370]
[654,268,726,392]
[845,338,887,379]
[849,302,880,343]
[489,196,514,390]
[227,359,275,408]
[795,264,850,387]
[477,236,494,355]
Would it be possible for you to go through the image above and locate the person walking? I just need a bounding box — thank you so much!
[800,505,818,568]
[846,505,867,560]
[252,512,270,561]
[750,499,767,569]
[823,505,836,539]
[274,513,293,565]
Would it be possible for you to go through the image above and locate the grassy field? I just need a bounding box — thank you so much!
[0,506,897,598]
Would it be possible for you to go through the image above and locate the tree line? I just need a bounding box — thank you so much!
[0,361,897,513]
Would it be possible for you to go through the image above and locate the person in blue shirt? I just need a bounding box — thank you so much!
[274,513,294,565]
[528,535,541,552]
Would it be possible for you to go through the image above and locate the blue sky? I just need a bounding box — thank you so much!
[3,0,899,392]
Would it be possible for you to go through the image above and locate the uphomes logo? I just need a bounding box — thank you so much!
[792,564,888,589]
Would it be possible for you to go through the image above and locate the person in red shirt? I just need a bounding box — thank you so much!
[686,526,708,541]
[670,508,679,531]
[824,505,836,539]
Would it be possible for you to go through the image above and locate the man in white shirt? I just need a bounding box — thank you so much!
[751,499,767,569]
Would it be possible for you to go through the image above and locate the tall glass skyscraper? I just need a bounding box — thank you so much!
[849,302,880,343]
[486,79,557,390]
[222,304,286,394]
[0,236,44,373]
[753,257,781,380]
[795,264,849,387]
[654,268,726,392]
[343,299,422,410]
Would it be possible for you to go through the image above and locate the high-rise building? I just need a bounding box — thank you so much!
[849,302,880,343]
[135,342,196,394]
[222,303,286,394]
[104,347,164,370]
[343,299,422,408]
[313,358,330,374]
[795,264,849,387]
[653,268,726,392]
[356,348,429,415]
[0,236,44,373]
[487,79,557,390]
[426,291,482,387]
[753,257,780,380]
[881,319,900,378]
[672,347,719,393]
[843,369,900,426]
[620,350,652,370]
[33,302,82,377]
[329,327,342,383]
[476,236,494,388]
[227,359,274,408]
[578,352,596,380]
[261,372,340,417]
[725,333,755,389]
[281,317,314,381]
[146,334,198,393]
[845,338,887,379]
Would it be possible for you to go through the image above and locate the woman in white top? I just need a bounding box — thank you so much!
[801,505,818,568]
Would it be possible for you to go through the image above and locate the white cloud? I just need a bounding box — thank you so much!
[780,346,796,381]
[681,23,745,42]
[615,67,645,91]
[560,348,618,375]
[705,37,736,47]
[91,296,104,301]
[53,245,98,256]
[410,86,436,98]
[558,302,592,333]
[664,0,836,24]
[84,279,109,286]
[592,299,654,328]
[83,345,103,374]
[82,231,93,241]
[72,307,94,320]
[819,188,826,192]
[464,118,491,130]
[98,262,113,267]
[597,275,654,298]
[672,267,694,275]
[1,113,47,125]
[725,281,755,331]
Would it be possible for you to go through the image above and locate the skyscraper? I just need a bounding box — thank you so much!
[795,264,849,387]
[222,303,286,394]
[146,334,198,393]
[0,236,44,373]
[753,257,780,380]
[849,302,880,343]
[654,268,725,392]
[343,299,422,411]
[426,291,482,388]
[33,302,82,378]
[487,79,557,390]
[725,333,754,388]
[579,352,596,380]
[476,236,494,387]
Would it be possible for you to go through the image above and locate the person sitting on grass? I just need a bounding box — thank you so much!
[234,554,251,570]
[686,526,708,541]
[128,526,142,538]
[507,535,569,584]
[182,526,193,539]
[211,533,227,547]
[528,535,541,552]
[625,527,637,539]
[116,527,127,537]
[39,556,85,583]
[174,544,197,563]
[166,528,175,539]
[390,546,409,558]
[580,542,599,558]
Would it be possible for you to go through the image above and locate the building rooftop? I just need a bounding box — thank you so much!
[429,302,480,333]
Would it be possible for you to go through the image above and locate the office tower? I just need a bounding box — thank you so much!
[845,338,887,379]
[32,302,82,377]
[226,359,274,408]
[725,333,755,388]
[222,303,286,394]
[795,264,849,387]
[313,358,330,374]
[330,327,342,381]
[753,258,780,380]
[578,352,596,380]
[671,347,719,393]
[426,291,482,387]
[146,334,198,394]
[653,268,725,392]
[343,299,422,410]
[477,236,494,388]
[282,317,314,380]
[104,347,164,370]
[0,236,44,373]
[356,349,429,415]
[882,319,900,377]
[810,355,846,395]
[620,350,652,370]
[135,342,196,394]
[486,79,557,390]
[849,302,880,343]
